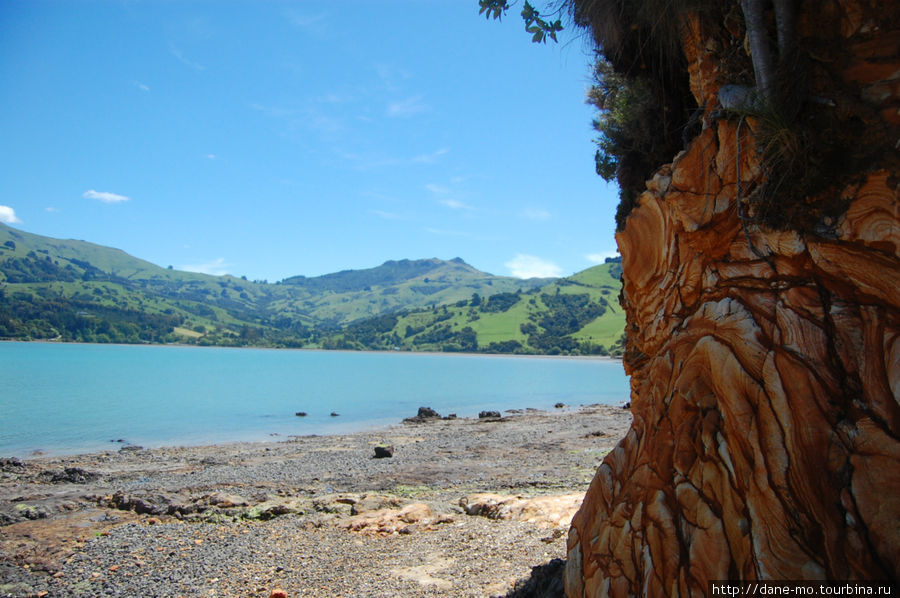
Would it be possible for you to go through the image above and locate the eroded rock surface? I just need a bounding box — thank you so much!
[567,1,900,594]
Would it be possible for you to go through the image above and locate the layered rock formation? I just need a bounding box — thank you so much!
[567,1,899,595]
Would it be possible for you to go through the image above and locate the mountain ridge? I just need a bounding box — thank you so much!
[0,222,622,354]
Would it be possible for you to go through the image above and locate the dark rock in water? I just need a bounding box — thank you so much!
[478,410,501,419]
[373,445,394,459]
[403,406,442,423]
[417,406,441,418]
[621,402,631,410]
[295,411,307,417]
[554,402,566,409]
[330,412,340,417]
[40,467,98,484]
[444,413,457,420]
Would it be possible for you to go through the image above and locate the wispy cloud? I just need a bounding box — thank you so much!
[169,42,205,71]
[251,100,347,139]
[179,257,230,276]
[368,209,409,221]
[374,63,411,92]
[387,95,428,118]
[411,147,449,164]
[340,147,450,170]
[425,183,450,194]
[0,205,22,224]
[83,190,131,203]
[505,254,562,279]
[521,208,551,221]
[285,10,327,29]
[586,251,618,264]
[205,153,217,160]
[438,198,475,211]
[45,207,59,213]
[251,102,294,119]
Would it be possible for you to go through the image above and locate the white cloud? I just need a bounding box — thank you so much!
[285,10,327,29]
[45,206,59,213]
[369,209,408,221]
[340,147,449,170]
[0,205,22,224]
[521,208,551,221]
[425,183,449,194]
[135,82,150,92]
[374,63,411,91]
[505,254,563,279]
[168,42,205,71]
[387,95,428,118]
[83,189,131,203]
[411,147,449,164]
[179,257,230,276]
[205,153,217,160]
[586,251,619,264]
[438,198,473,211]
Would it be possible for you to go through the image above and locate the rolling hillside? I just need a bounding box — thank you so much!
[323,260,626,356]
[1,223,614,352]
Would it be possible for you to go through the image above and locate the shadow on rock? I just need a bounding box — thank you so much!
[502,558,565,598]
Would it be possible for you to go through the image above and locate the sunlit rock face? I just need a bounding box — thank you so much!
[566,1,899,595]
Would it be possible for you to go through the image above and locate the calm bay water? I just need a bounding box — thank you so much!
[1,342,629,457]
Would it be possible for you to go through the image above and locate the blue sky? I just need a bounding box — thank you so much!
[0,1,620,281]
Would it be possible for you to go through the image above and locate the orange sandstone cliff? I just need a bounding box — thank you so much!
[566,1,899,595]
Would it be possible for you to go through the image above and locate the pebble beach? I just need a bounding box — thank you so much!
[1,404,631,597]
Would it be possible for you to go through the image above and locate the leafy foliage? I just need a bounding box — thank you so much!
[478,0,563,43]
[0,289,181,343]
[483,291,521,312]
[586,60,685,229]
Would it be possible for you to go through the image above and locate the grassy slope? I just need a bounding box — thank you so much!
[333,262,626,355]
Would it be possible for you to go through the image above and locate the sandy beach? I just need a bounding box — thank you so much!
[1,404,631,597]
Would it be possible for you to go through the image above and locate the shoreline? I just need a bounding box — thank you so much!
[9,400,628,461]
[1,404,632,597]
[3,338,625,362]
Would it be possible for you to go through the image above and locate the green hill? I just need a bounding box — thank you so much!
[323,260,626,356]
[1,223,603,352]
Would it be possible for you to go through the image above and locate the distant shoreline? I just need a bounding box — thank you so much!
[4,337,624,362]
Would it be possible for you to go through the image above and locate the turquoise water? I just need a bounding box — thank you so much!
[0,342,629,457]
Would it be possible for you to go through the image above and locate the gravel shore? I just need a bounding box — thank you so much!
[1,404,631,597]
